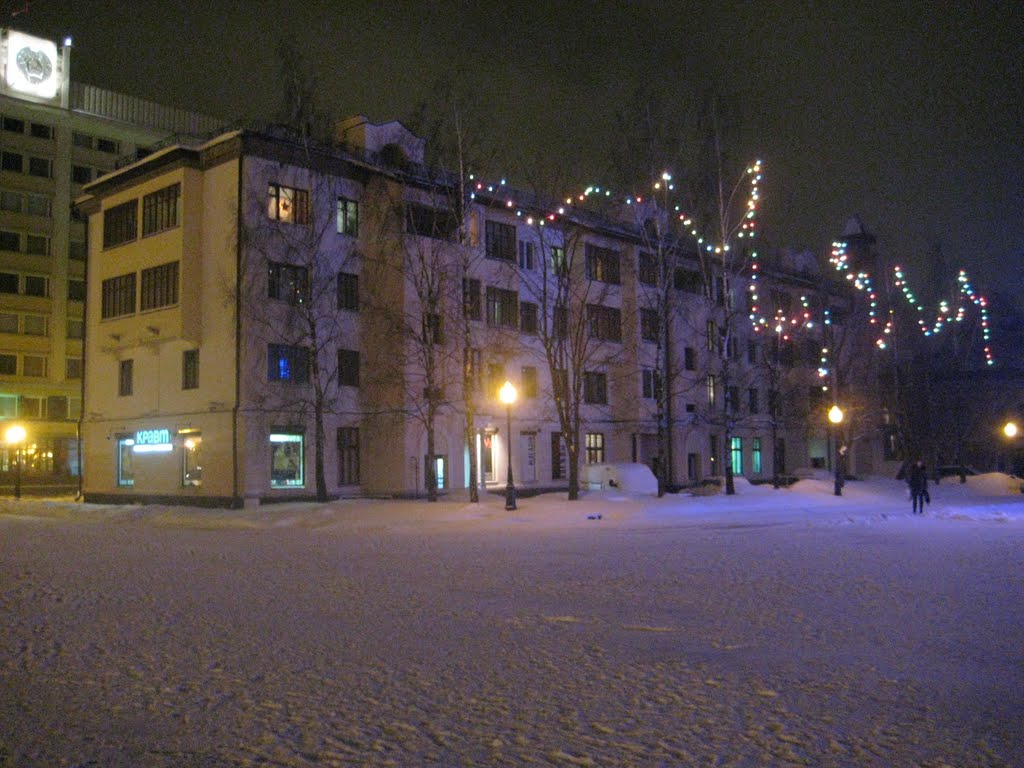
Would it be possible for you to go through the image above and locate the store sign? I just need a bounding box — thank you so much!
[4,31,59,100]
[134,428,172,453]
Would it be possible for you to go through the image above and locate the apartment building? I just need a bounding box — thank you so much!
[0,29,223,485]
[76,118,864,506]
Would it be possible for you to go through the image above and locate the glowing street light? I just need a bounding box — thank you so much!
[1003,421,1018,439]
[828,405,844,497]
[5,424,26,500]
[499,380,518,510]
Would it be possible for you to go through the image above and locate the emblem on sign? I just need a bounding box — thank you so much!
[16,47,52,84]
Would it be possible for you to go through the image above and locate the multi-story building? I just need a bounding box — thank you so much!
[0,29,223,487]
[76,118,865,506]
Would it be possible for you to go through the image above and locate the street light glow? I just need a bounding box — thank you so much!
[499,381,517,406]
[828,405,844,424]
[5,424,26,445]
[1004,421,1019,439]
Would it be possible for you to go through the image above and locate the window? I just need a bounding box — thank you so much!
[684,346,696,371]
[0,272,16,293]
[25,234,48,255]
[28,157,51,178]
[101,273,135,318]
[0,354,15,375]
[103,200,138,248]
[551,432,566,479]
[520,301,538,334]
[466,348,482,391]
[268,262,308,305]
[673,268,702,293]
[640,308,659,342]
[30,122,53,140]
[706,320,717,352]
[118,359,133,395]
[140,261,179,311]
[26,193,50,216]
[406,202,456,240]
[486,286,518,328]
[22,315,46,336]
[182,349,199,390]
[337,271,359,311]
[0,312,16,333]
[585,243,620,284]
[337,348,360,387]
[553,304,567,339]
[550,246,566,276]
[425,455,447,490]
[727,386,740,413]
[748,340,758,364]
[47,396,68,420]
[337,196,358,236]
[638,252,658,285]
[748,388,759,414]
[22,355,45,377]
[97,137,119,154]
[518,240,536,270]
[585,432,605,464]
[1,151,21,172]
[270,432,304,488]
[68,280,86,301]
[117,437,134,487]
[337,427,360,485]
[423,313,443,345]
[142,183,180,235]
[23,275,46,297]
[583,371,608,404]
[587,304,621,341]
[730,437,743,476]
[67,318,84,339]
[486,363,505,399]
[642,369,662,400]
[522,366,538,398]
[182,433,202,486]
[268,344,309,383]
[72,165,93,185]
[0,231,18,251]
[73,131,93,149]
[0,190,19,211]
[707,374,716,407]
[3,116,24,133]
[485,220,516,261]
[462,278,481,320]
[267,183,310,224]
[752,438,762,474]
[0,394,14,417]
[69,241,86,261]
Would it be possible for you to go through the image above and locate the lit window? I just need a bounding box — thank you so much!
[337,196,358,236]
[585,432,605,464]
[182,433,202,486]
[730,437,743,476]
[117,436,135,486]
[267,344,309,383]
[270,432,304,488]
[267,183,309,224]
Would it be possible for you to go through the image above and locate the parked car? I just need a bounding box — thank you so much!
[935,465,979,479]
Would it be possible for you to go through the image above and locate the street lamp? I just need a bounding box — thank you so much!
[828,405,844,496]
[5,424,26,500]
[499,380,518,510]
[1003,421,1018,439]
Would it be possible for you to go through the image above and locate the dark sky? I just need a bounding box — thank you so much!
[13,1,1024,300]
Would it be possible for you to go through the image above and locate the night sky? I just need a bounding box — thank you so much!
[12,1,1024,302]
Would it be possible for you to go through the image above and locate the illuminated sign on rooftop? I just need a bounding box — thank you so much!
[4,31,59,101]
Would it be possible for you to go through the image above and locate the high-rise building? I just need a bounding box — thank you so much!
[0,29,223,487]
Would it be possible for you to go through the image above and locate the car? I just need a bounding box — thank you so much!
[935,465,979,479]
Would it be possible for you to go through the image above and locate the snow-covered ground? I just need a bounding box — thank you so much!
[1,473,1022,766]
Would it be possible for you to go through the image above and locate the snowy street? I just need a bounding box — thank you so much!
[2,475,1023,766]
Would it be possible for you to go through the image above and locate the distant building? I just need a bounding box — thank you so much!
[0,29,223,486]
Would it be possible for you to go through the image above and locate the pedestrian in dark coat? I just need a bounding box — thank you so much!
[908,459,929,514]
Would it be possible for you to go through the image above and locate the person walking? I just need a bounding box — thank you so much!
[908,458,929,514]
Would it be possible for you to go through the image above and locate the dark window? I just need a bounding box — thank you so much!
[337,271,359,310]
[486,286,518,328]
[518,240,536,270]
[462,278,481,320]
[553,304,568,339]
[337,196,359,236]
[642,369,662,399]
[684,346,696,370]
[747,340,758,364]
[267,183,310,224]
[583,371,608,404]
[407,202,456,240]
[522,366,539,398]
[69,241,86,261]
[68,280,86,301]
[520,301,538,334]
[23,275,46,297]
[267,344,309,383]
[551,432,564,479]
[47,396,68,420]
[268,262,308,305]
[142,183,180,236]
[30,123,53,139]
[25,234,48,255]
[72,131,92,149]
[1,151,22,172]
[337,348,360,387]
[587,304,621,342]
[65,359,82,379]
[140,261,179,311]
[640,308,659,342]
[727,386,740,412]
[28,157,50,178]
[72,165,93,184]
[118,359,133,396]
[337,427,360,485]
[748,388,759,414]
[673,268,703,293]
[585,243,620,284]
[103,200,138,248]
[97,138,119,154]
[638,252,658,285]
[585,432,605,464]
[485,220,516,261]
[101,273,136,318]
[423,313,443,345]
[0,354,15,374]
[0,231,18,251]
[182,349,199,390]
[3,117,24,133]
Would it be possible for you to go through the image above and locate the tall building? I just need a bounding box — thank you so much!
[0,29,223,486]
[75,120,870,506]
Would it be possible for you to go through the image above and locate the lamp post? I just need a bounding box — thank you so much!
[5,424,26,500]
[828,405,844,496]
[1003,421,1018,439]
[499,380,518,510]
